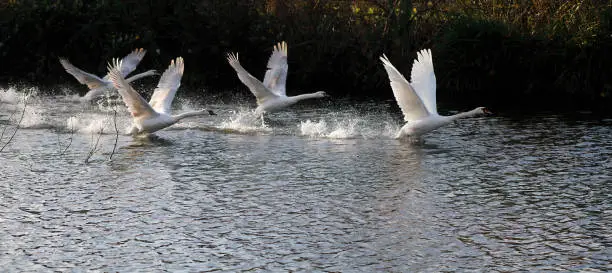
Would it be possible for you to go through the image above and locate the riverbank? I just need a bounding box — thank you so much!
[1,1,610,112]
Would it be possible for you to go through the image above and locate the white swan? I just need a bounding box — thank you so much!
[107,57,215,136]
[60,48,157,101]
[380,49,491,139]
[226,41,328,122]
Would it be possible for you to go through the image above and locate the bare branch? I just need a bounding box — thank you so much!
[84,124,103,164]
[59,119,75,156]
[0,98,28,153]
[109,107,119,160]
[0,107,18,141]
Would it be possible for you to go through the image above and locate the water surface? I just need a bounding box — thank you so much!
[0,87,610,272]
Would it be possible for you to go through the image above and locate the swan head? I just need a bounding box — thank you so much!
[314,91,329,98]
[200,109,216,115]
[475,107,493,115]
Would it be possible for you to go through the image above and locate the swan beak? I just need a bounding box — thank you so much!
[207,110,217,116]
[483,108,493,115]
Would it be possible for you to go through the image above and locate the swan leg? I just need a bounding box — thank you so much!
[260,113,265,127]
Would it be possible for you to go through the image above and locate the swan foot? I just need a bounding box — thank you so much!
[395,132,424,144]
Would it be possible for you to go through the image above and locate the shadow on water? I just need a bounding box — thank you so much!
[124,134,175,148]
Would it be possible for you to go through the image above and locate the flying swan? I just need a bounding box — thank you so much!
[60,48,157,101]
[107,57,215,136]
[226,41,328,123]
[380,49,491,139]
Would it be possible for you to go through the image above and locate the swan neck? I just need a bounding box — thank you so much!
[448,109,480,121]
[173,110,205,121]
[290,93,320,102]
[126,70,156,83]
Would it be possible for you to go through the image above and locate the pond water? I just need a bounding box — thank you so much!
[1,87,610,272]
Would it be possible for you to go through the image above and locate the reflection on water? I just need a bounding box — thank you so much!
[0,89,610,271]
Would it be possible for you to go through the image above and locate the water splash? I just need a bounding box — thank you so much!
[299,120,328,137]
[0,87,20,104]
[65,113,129,135]
[0,87,50,128]
[218,107,271,134]
[19,107,52,129]
[299,117,400,139]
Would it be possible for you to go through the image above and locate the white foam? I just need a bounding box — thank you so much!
[299,118,360,139]
[299,117,401,139]
[0,87,20,104]
[19,107,50,129]
[298,118,358,139]
[299,120,329,138]
[218,107,271,133]
[0,88,49,128]
[328,122,356,138]
[66,114,128,135]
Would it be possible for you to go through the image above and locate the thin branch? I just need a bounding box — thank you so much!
[84,125,103,164]
[59,120,75,156]
[109,107,119,160]
[0,98,27,152]
[0,107,18,141]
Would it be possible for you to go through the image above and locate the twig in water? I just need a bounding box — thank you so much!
[59,119,75,156]
[84,124,103,164]
[0,107,18,141]
[0,98,27,152]
[109,108,119,160]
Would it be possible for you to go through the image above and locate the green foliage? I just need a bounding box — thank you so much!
[0,0,611,112]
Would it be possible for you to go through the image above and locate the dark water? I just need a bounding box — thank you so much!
[1,89,610,272]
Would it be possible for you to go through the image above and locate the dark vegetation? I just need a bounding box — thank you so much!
[1,0,611,112]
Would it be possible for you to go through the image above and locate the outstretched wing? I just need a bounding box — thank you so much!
[380,54,430,122]
[227,52,278,105]
[149,57,184,115]
[410,49,437,115]
[59,58,107,89]
[119,48,147,77]
[107,58,157,119]
[262,41,288,96]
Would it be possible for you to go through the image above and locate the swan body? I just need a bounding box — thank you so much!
[107,57,215,136]
[226,41,328,117]
[380,49,491,139]
[60,48,157,101]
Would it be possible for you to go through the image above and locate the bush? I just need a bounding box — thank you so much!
[0,0,610,112]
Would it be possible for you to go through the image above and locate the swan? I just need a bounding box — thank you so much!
[107,57,215,136]
[59,48,157,101]
[226,41,328,124]
[380,49,491,139]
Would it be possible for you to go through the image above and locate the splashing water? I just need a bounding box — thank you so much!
[0,87,21,104]
[299,120,329,137]
[299,117,400,139]
[66,114,129,135]
[19,107,51,129]
[3,88,402,140]
[299,118,361,139]
[218,107,271,134]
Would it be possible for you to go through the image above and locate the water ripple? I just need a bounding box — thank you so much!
[0,94,610,271]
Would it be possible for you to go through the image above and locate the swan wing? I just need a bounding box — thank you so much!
[380,54,430,122]
[149,57,184,115]
[119,48,147,77]
[101,48,148,81]
[410,49,437,115]
[227,52,278,104]
[262,41,288,96]
[107,59,157,119]
[59,58,107,89]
